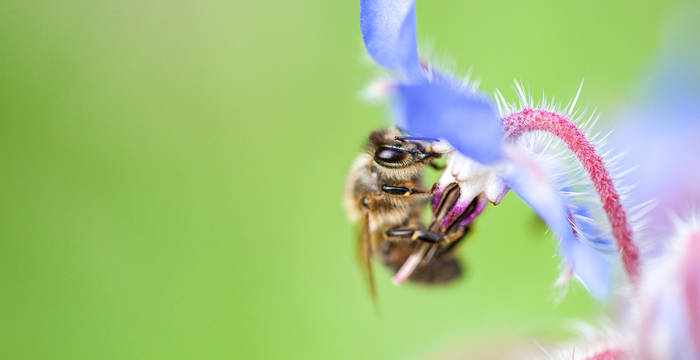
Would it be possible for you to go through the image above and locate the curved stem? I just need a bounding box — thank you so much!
[584,348,625,360]
[682,232,700,357]
[502,108,640,284]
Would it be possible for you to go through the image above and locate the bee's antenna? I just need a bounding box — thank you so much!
[394,136,440,143]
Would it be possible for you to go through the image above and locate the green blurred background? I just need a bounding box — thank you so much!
[0,0,679,359]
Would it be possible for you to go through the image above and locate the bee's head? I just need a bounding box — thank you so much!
[368,128,440,169]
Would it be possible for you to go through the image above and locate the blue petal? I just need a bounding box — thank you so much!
[360,0,423,81]
[394,82,503,164]
[502,152,612,298]
[563,208,614,298]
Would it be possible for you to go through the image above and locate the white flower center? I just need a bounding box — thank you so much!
[431,141,508,205]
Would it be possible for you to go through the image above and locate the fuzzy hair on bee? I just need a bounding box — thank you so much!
[344,128,471,299]
[344,128,431,246]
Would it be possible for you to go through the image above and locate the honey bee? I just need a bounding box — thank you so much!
[344,128,473,298]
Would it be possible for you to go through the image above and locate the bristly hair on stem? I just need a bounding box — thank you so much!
[502,108,639,282]
[497,81,646,287]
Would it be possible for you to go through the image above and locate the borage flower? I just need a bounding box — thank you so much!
[636,214,700,360]
[548,9,700,357]
[541,214,700,360]
[610,11,700,244]
[620,16,700,356]
[360,0,642,298]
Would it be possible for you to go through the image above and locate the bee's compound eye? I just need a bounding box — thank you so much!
[374,146,409,164]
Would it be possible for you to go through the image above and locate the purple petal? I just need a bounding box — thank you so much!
[394,82,503,164]
[502,148,613,298]
[360,0,423,81]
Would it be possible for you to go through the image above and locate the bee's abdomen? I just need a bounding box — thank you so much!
[379,242,463,284]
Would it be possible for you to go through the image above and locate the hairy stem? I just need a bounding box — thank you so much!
[584,348,625,360]
[502,108,640,284]
[683,232,700,357]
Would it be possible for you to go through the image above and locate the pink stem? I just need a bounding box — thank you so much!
[502,108,640,284]
[683,232,700,357]
[584,348,624,360]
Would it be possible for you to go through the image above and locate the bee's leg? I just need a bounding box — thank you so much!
[439,226,469,253]
[382,235,464,285]
[438,225,468,245]
[410,229,468,283]
[422,226,469,264]
[384,227,468,285]
[386,225,468,262]
[380,184,432,197]
[385,228,455,244]
[384,228,422,243]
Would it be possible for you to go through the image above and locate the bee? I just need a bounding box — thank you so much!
[344,128,474,298]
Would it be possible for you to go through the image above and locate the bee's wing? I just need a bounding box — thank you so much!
[356,211,377,302]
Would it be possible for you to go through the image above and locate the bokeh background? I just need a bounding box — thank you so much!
[0,0,690,359]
